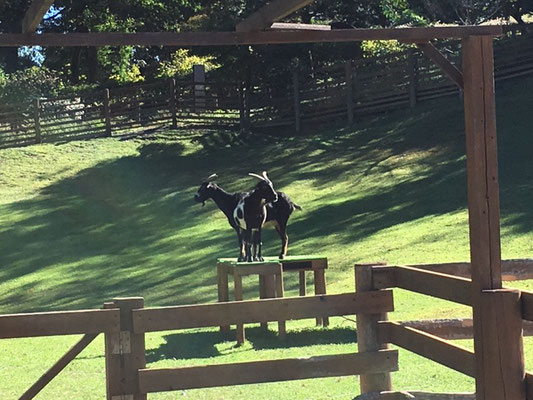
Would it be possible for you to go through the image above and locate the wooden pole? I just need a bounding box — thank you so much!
[105,297,146,400]
[355,265,392,394]
[345,60,354,125]
[169,78,177,128]
[407,48,418,108]
[103,88,112,137]
[33,98,41,144]
[292,60,301,134]
[462,35,525,400]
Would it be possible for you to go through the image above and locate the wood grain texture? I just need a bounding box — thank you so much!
[133,291,394,333]
[0,309,119,338]
[139,350,398,392]
[0,26,504,47]
[377,321,475,377]
[22,0,54,33]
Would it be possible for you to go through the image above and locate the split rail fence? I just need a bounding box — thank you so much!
[1,258,533,399]
[1,31,532,148]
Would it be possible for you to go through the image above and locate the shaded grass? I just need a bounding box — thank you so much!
[0,76,531,399]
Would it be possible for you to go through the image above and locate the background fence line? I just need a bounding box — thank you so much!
[1,32,532,148]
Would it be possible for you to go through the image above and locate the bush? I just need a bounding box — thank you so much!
[0,66,63,104]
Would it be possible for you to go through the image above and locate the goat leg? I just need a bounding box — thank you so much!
[276,226,288,259]
[254,229,264,262]
[244,230,253,262]
[237,231,246,262]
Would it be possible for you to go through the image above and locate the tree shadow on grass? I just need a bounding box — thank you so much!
[146,326,357,362]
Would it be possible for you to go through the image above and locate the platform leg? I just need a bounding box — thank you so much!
[217,264,230,332]
[233,272,245,344]
[299,271,306,296]
[314,269,329,326]
[275,271,287,340]
[259,275,268,331]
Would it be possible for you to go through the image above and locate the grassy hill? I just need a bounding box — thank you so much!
[0,75,531,399]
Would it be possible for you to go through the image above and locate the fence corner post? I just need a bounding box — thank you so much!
[105,297,146,400]
[292,58,301,134]
[34,98,42,144]
[169,78,178,128]
[355,264,392,395]
[344,60,354,125]
[103,88,112,137]
[407,48,418,109]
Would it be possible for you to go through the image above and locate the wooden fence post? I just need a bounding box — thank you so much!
[33,98,42,144]
[407,48,418,108]
[193,64,206,113]
[105,297,146,400]
[292,60,301,134]
[169,78,177,128]
[355,264,392,394]
[345,60,354,125]
[462,36,525,400]
[103,88,112,137]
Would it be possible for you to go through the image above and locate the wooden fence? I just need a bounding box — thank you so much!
[1,31,532,148]
[2,258,533,399]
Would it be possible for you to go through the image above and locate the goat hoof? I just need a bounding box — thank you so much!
[238,256,245,262]
[279,254,285,260]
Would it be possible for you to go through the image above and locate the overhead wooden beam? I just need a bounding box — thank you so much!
[236,0,314,32]
[21,0,54,33]
[0,26,504,48]
[416,42,464,89]
[270,22,331,31]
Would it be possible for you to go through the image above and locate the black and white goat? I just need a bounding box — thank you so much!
[194,173,302,261]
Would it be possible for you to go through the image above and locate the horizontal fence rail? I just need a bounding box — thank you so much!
[138,350,399,393]
[377,321,475,377]
[372,265,473,306]
[133,291,393,333]
[0,309,120,338]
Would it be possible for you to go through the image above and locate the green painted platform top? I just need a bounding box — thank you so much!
[217,255,327,265]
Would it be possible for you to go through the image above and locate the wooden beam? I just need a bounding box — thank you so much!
[138,350,399,393]
[0,26,504,48]
[132,291,394,333]
[19,334,98,400]
[521,290,533,321]
[0,309,120,338]
[393,266,473,306]
[416,42,464,89]
[462,36,518,400]
[236,0,314,32]
[269,22,331,31]
[21,0,54,33]
[377,321,475,377]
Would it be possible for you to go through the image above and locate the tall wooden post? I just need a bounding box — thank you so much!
[105,297,146,400]
[292,60,301,134]
[33,98,42,144]
[103,88,112,137]
[355,265,392,394]
[193,64,206,113]
[462,36,526,400]
[344,60,354,125]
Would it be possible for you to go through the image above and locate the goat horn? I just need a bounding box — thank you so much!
[248,173,264,180]
[205,173,218,181]
[262,171,270,181]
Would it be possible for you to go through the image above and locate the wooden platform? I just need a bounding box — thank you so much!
[217,255,329,333]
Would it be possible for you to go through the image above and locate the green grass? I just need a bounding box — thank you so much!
[0,75,532,399]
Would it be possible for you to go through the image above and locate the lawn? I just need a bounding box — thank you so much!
[0,75,531,399]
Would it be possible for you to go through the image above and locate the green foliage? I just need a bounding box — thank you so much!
[0,66,62,104]
[361,40,406,58]
[381,0,428,26]
[156,49,220,79]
